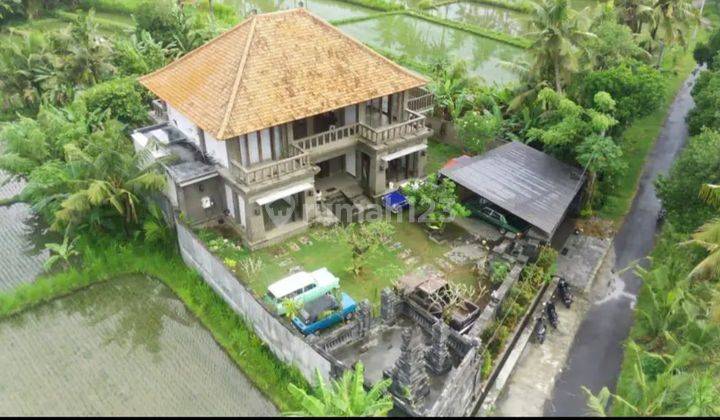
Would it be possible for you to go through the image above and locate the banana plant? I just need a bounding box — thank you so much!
[43,228,80,272]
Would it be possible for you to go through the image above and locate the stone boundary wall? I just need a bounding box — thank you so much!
[176,222,332,383]
[427,278,550,417]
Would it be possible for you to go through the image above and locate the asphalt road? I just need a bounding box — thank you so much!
[544,69,700,416]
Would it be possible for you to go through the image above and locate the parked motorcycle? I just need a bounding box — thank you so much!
[534,316,547,344]
[557,277,573,309]
[545,301,558,329]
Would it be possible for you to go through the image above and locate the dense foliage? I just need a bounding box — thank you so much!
[688,69,720,135]
[656,129,720,232]
[287,363,393,416]
[571,60,664,126]
[402,174,471,231]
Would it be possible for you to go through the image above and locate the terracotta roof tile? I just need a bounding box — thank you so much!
[139,8,428,140]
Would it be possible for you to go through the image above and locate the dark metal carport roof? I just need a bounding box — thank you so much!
[440,141,585,238]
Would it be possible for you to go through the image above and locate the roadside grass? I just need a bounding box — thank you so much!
[0,237,308,412]
[596,48,698,222]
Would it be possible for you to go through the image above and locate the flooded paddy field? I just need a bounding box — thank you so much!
[0,170,50,292]
[431,2,530,36]
[337,13,528,84]
[0,275,276,416]
[218,0,373,21]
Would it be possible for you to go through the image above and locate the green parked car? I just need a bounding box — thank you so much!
[465,198,529,234]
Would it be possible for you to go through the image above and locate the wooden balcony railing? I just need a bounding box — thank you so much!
[231,144,310,185]
[407,89,434,113]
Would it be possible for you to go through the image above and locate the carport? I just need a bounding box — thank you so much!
[440,141,586,240]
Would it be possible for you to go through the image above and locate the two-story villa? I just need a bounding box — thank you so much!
[133,8,434,249]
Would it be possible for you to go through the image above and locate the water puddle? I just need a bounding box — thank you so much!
[0,275,276,416]
[337,13,528,84]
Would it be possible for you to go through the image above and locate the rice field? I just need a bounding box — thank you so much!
[337,13,528,84]
[0,168,51,292]
[0,276,277,416]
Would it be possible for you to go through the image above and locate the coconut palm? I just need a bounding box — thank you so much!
[49,121,166,235]
[0,31,57,112]
[648,0,699,49]
[615,0,655,33]
[286,363,393,417]
[53,10,115,88]
[683,184,720,280]
[526,0,596,93]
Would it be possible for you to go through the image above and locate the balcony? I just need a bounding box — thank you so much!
[149,99,168,123]
[292,109,429,154]
[231,144,311,186]
[407,88,434,114]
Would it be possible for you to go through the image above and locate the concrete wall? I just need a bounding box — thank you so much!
[204,131,229,168]
[176,222,332,383]
[177,176,224,224]
[167,105,200,147]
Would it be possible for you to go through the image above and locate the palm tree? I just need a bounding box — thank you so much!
[648,0,699,50]
[54,10,115,88]
[683,184,720,280]
[0,31,57,112]
[51,122,166,235]
[526,0,596,93]
[615,0,655,33]
[286,363,393,417]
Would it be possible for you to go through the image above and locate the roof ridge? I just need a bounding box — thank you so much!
[139,17,254,86]
[299,9,428,85]
[217,15,258,139]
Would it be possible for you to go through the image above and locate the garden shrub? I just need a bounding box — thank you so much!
[656,129,720,232]
[76,77,148,126]
[572,60,664,127]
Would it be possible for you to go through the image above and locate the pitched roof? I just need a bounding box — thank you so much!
[440,142,586,238]
[139,8,428,140]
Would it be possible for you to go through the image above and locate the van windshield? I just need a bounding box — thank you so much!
[266,291,278,302]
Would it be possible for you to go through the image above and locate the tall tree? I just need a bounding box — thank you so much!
[615,0,654,33]
[526,0,596,93]
[0,31,57,112]
[648,0,699,50]
[53,10,115,88]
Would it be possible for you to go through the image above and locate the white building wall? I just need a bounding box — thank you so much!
[345,150,356,177]
[204,131,229,168]
[237,194,246,227]
[167,105,200,147]
[224,184,235,219]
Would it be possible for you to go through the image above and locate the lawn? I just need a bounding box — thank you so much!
[200,214,484,309]
[426,137,464,174]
